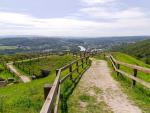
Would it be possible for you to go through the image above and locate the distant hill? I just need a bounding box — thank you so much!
[0,36,149,54]
[111,39,150,64]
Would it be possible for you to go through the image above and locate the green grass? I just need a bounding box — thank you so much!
[14,55,75,76]
[0,64,17,80]
[60,59,91,113]
[112,52,150,82]
[110,39,150,64]
[93,53,106,60]
[107,52,150,113]
[112,52,150,68]
[0,46,17,50]
[0,55,75,113]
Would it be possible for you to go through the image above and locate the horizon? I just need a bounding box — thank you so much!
[0,0,150,37]
[0,35,150,39]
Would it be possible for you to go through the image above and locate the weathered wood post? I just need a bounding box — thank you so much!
[44,84,52,100]
[56,69,59,76]
[132,69,137,86]
[85,57,87,65]
[69,64,72,80]
[117,64,120,76]
[82,58,84,68]
[76,61,79,73]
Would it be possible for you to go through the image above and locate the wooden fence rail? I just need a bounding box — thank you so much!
[40,56,91,113]
[109,55,150,89]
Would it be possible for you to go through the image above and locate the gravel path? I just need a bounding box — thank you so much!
[6,63,31,83]
[79,59,142,113]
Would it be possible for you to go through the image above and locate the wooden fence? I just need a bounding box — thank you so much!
[109,55,150,89]
[40,56,91,113]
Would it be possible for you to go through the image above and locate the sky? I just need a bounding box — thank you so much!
[0,0,150,37]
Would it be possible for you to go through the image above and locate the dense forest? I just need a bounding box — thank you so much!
[111,39,150,64]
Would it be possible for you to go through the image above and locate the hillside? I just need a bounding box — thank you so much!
[0,36,149,54]
[110,52,150,112]
[111,39,150,64]
[0,55,75,113]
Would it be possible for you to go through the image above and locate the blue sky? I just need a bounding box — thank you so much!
[0,0,150,37]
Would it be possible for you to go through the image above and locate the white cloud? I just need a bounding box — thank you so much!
[0,11,150,37]
[0,0,150,37]
[80,7,146,19]
[81,0,117,6]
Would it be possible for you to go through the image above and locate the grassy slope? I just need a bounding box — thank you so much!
[111,39,150,64]
[0,55,75,113]
[14,55,74,76]
[112,52,150,82]
[0,64,16,80]
[109,52,150,113]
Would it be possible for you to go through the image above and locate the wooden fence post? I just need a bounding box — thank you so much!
[76,61,79,73]
[117,64,120,76]
[44,84,52,100]
[132,69,137,86]
[56,69,59,76]
[86,57,88,65]
[69,64,72,80]
[82,59,84,68]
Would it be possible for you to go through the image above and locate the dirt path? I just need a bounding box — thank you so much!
[69,59,142,113]
[5,55,51,83]
[6,63,31,83]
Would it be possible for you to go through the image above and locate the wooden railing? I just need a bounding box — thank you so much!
[40,56,91,113]
[109,55,150,89]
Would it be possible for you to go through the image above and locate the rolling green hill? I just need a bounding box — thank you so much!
[111,39,150,64]
[0,55,75,113]
[110,52,150,112]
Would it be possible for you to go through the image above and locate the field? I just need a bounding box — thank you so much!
[109,52,150,112]
[14,55,76,77]
[0,54,77,113]
[0,53,45,80]
[0,46,17,50]
[0,64,17,80]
